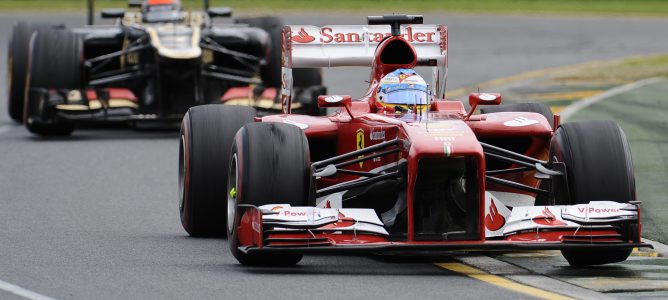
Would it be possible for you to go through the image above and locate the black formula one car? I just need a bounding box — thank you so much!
[6,0,325,135]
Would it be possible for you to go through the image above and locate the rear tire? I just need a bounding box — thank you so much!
[25,27,81,136]
[480,103,554,128]
[179,105,256,237]
[550,120,636,266]
[228,122,311,266]
[236,16,284,88]
[236,16,323,88]
[7,22,55,122]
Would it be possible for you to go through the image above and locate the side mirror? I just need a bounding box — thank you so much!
[128,0,142,8]
[469,92,501,107]
[318,95,354,119]
[465,92,501,120]
[208,7,232,18]
[101,9,125,19]
[318,95,352,108]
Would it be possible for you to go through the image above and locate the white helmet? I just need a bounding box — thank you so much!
[375,68,430,108]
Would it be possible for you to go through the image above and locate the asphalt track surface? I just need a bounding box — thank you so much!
[1,12,668,299]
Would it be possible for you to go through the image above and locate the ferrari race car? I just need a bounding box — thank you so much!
[6,0,325,136]
[178,15,649,266]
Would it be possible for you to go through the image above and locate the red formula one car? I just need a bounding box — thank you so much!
[178,15,649,266]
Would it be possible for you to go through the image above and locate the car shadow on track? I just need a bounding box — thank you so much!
[24,128,180,141]
[228,254,461,276]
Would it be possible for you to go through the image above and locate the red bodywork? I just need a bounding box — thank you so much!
[234,24,645,255]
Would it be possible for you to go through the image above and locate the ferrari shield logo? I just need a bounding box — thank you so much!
[356,129,364,168]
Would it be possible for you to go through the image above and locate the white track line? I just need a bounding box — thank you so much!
[560,77,664,120]
[0,279,57,300]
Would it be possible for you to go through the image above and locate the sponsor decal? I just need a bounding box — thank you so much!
[270,206,284,212]
[293,26,437,44]
[67,90,82,101]
[504,116,539,127]
[324,95,343,103]
[281,67,292,114]
[577,207,620,214]
[415,121,467,135]
[370,129,385,141]
[433,136,455,142]
[485,199,506,231]
[281,210,307,217]
[323,26,435,44]
[356,129,365,168]
[281,96,289,113]
[292,27,316,43]
[532,207,567,226]
[283,118,308,129]
[424,131,464,137]
[479,93,497,101]
[414,122,457,129]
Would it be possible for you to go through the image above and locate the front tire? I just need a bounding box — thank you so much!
[179,105,256,237]
[25,27,81,136]
[7,22,55,122]
[228,122,311,266]
[550,120,636,266]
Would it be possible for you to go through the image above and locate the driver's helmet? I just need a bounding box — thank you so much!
[142,0,182,13]
[375,68,430,111]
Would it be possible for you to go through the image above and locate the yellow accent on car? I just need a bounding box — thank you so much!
[356,129,365,168]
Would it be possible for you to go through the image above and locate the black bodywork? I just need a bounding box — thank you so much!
[72,18,271,121]
[16,1,322,133]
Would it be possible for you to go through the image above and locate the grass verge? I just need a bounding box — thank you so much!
[2,0,668,16]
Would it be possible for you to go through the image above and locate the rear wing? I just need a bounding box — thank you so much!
[280,24,448,113]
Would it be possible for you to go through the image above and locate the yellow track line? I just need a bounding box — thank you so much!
[435,262,573,300]
[632,247,660,257]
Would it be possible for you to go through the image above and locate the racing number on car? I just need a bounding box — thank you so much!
[356,129,364,168]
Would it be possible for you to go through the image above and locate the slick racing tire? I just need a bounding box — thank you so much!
[236,16,284,88]
[480,103,554,128]
[25,27,81,136]
[228,122,311,266]
[179,105,256,237]
[236,16,323,88]
[550,120,636,266]
[7,22,55,122]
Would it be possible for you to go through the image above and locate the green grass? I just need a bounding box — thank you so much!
[2,0,668,16]
[555,55,668,84]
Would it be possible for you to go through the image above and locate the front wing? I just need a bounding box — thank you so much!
[235,201,650,255]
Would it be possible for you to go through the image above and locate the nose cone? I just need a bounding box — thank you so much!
[403,119,482,158]
[148,24,202,60]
